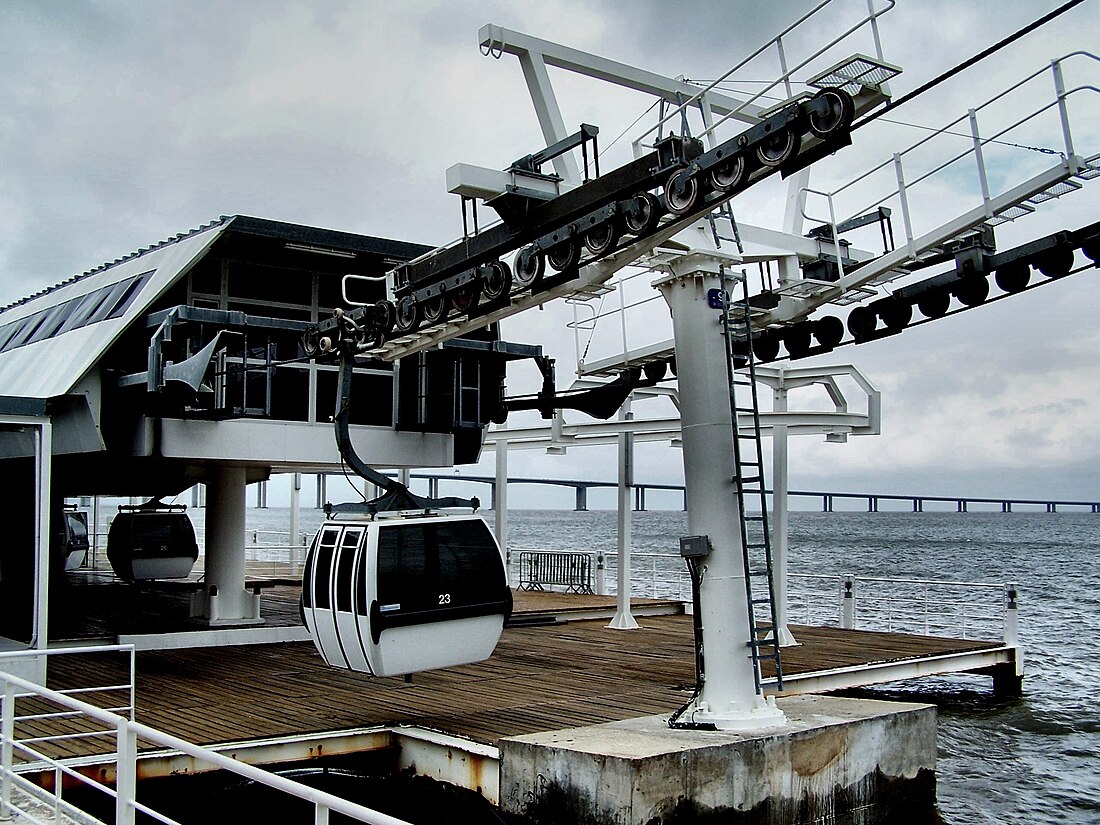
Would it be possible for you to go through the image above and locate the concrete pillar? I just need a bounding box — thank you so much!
[495,440,510,585]
[316,473,327,509]
[193,466,260,625]
[657,268,783,729]
[608,405,639,630]
[575,486,588,511]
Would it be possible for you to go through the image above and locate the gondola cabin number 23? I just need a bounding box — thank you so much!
[301,514,512,677]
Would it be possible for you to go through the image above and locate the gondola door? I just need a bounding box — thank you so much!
[332,525,373,674]
[302,525,346,668]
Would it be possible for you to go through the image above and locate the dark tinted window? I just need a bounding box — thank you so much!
[372,520,500,615]
[302,533,320,608]
[375,524,431,613]
[437,521,502,605]
[334,529,361,611]
[312,527,340,609]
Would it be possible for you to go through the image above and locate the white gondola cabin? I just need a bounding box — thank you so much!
[106,501,199,582]
[301,513,511,677]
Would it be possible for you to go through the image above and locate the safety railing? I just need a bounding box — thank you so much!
[562,550,1015,643]
[0,644,135,725]
[787,573,1015,642]
[0,669,413,825]
[631,0,895,154]
[801,52,1100,284]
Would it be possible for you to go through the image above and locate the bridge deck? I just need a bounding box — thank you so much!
[17,591,1011,765]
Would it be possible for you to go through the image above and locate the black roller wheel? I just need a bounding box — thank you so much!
[953,275,989,307]
[451,281,481,315]
[547,237,581,272]
[995,263,1030,293]
[1037,246,1075,278]
[483,260,512,302]
[394,295,421,335]
[624,192,662,236]
[513,244,545,289]
[784,324,813,358]
[664,169,701,216]
[752,334,781,363]
[880,301,913,332]
[708,154,745,192]
[814,315,845,348]
[371,300,396,338]
[421,292,450,325]
[583,220,622,256]
[1082,237,1100,263]
[847,306,876,340]
[755,128,796,167]
[807,88,855,138]
[917,289,951,319]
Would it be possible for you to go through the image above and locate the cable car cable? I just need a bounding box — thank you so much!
[852,0,1088,133]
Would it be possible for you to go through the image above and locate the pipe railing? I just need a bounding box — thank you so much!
[631,0,895,153]
[0,669,413,825]
[801,52,1100,249]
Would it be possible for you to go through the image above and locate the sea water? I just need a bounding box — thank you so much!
[233,506,1100,823]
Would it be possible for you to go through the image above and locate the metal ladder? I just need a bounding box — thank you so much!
[711,203,784,694]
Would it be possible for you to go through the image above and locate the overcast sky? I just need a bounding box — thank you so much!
[2,0,1099,508]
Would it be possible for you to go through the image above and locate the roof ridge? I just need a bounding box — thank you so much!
[0,216,232,315]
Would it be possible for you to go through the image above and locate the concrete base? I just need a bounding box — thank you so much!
[500,695,936,825]
[188,588,263,626]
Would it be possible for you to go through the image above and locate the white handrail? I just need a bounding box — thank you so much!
[0,671,413,825]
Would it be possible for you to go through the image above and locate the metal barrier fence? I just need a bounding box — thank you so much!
[0,669,412,825]
[517,550,595,594]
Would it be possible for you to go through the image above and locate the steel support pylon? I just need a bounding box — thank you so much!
[657,266,784,730]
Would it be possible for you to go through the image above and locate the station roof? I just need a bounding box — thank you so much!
[0,216,430,401]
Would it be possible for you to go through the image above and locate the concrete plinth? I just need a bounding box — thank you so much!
[500,695,936,825]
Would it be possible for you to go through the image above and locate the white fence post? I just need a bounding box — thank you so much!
[1,679,14,821]
[840,575,856,629]
[1004,583,1019,647]
[115,719,137,825]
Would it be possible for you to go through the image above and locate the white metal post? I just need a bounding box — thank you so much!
[115,719,136,825]
[1052,60,1078,173]
[1,680,13,821]
[608,404,639,629]
[969,109,992,218]
[841,575,856,629]
[1003,583,1019,648]
[658,268,784,729]
[893,153,916,260]
[32,422,51,684]
[771,377,797,647]
[289,472,302,575]
[494,440,511,585]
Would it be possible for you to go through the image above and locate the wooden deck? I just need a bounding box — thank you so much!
[25,595,1007,763]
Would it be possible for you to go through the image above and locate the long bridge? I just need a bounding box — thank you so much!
[289,473,1100,514]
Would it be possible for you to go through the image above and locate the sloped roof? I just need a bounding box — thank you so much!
[0,216,430,400]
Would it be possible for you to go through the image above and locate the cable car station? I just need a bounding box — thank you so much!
[1,3,1098,823]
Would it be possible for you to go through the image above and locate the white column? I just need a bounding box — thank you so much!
[517,51,581,186]
[495,440,511,585]
[608,403,639,629]
[198,466,259,624]
[771,377,797,647]
[658,268,784,730]
[31,422,51,684]
[289,472,302,575]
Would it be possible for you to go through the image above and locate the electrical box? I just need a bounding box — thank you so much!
[679,535,711,559]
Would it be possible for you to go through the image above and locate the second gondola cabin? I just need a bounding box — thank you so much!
[302,512,511,677]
